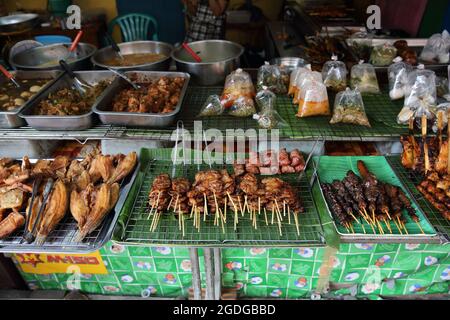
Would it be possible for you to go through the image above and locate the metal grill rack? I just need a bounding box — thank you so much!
[116,160,324,247]
[386,155,450,241]
[0,160,139,253]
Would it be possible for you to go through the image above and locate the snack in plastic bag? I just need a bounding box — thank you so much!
[253,87,289,129]
[388,57,413,100]
[322,55,347,92]
[436,76,449,98]
[420,30,450,64]
[256,62,287,94]
[414,103,435,130]
[197,95,225,117]
[397,66,437,124]
[349,28,373,62]
[288,65,311,96]
[296,80,330,118]
[293,70,322,104]
[330,87,371,127]
[370,43,397,66]
[350,61,380,94]
[432,102,450,133]
[221,69,256,117]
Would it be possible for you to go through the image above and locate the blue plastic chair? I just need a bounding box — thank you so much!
[108,13,159,42]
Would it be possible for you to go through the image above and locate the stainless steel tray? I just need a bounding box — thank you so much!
[0,70,61,129]
[19,71,116,131]
[0,158,140,254]
[93,71,190,128]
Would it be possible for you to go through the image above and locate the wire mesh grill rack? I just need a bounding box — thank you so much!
[386,155,450,241]
[0,161,139,253]
[117,160,325,247]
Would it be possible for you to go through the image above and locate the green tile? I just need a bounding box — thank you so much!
[288,275,309,290]
[121,284,146,296]
[347,243,376,253]
[370,253,394,268]
[153,258,177,272]
[427,281,450,294]
[267,287,286,298]
[105,243,129,256]
[161,285,184,297]
[95,273,118,283]
[404,278,431,294]
[247,273,265,286]
[39,281,60,290]
[175,258,192,273]
[245,248,268,257]
[128,246,152,257]
[345,254,372,269]
[413,264,439,280]
[130,257,154,272]
[173,247,190,257]
[222,273,235,287]
[223,248,246,258]
[267,274,289,288]
[374,243,398,253]
[291,260,314,276]
[178,273,192,286]
[246,258,267,273]
[100,284,122,295]
[435,264,450,282]
[223,258,245,272]
[244,286,267,298]
[286,288,309,299]
[292,248,316,260]
[109,256,133,271]
[80,282,102,294]
[134,272,158,284]
[157,273,179,286]
[403,243,425,251]
[391,252,421,270]
[151,247,174,257]
[268,259,290,273]
[114,271,136,284]
[268,248,292,259]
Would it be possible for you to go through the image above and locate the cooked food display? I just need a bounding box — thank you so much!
[103,53,167,67]
[148,168,305,236]
[0,150,137,243]
[322,160,424,234]
[32,80,111,116]
[112,77,185,114]
[0,79,49,111]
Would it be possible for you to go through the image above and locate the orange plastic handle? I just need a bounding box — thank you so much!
[0,64,13,79]
[69,30,84,52]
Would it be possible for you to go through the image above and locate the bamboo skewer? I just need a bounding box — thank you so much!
[264,208,269,225]
[203,193,208,222]
[414,220,425,234]
[447,110,450,175]
[422,115,430,174]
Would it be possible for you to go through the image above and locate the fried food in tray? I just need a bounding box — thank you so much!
[0,151,137,243]
[321,160,424,234]
[111,77,185,114]
[0,79,49,112]
[32,80,110,116]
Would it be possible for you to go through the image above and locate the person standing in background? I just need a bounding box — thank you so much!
[183,0,229,42]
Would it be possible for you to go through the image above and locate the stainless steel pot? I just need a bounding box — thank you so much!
[10,43,97,71]
[172,40,244,86]
[0,14,39,33]
[91,40,173,71]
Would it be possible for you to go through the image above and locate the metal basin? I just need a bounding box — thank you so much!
[172,40,244,86]
[91,40,173,71]
[10,42,97,71]
[0,13,39,33]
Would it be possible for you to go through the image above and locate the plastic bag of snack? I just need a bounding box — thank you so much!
[197,95,225,117]
[293,70,322,104]
[253,86,289,129]
[330,87,371,127]
[256,62,287,94]
[370,43,397,66]
[420,30,450,64]
[388,57,413,100]
[296,80,330,118]
[414,103,435,130]
[432,102,450,133]
[221,69,256,117]
[322,55,347,92]
[288,65,311,96]
[350,60,380,94]
[349,28,373,61]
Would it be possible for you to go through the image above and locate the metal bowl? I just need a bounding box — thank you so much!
[91,40,173,71]
[0,13,39,33]
[172,40,244,86]
[10,42,97,71]
[270,57,309,73]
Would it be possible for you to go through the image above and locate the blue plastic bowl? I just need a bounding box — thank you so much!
[35,35,72,45]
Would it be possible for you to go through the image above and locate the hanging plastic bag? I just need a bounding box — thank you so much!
[256,62,287,94]
[296,80,330,118]
[330,87,371,127]
[420,30,450,64]
[253,87,289,129]
[350,60,380,94]
[221,69,256,117]
[322,55,347,92]
[369,43,397,66]
[293,70,322,104]
[414,103,435,130]
[397,66,437,124]
[288,65,311,96]
[388,57,413,100]
[197,95,225,117]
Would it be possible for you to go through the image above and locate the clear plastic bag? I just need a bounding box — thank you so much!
[330,87,371,127]
[288,65,311,96]
[296,80,330,118]
[253,87,289,129]
[293,70,322,104]
[388,57,413,100]
[350,61,380,94]
[436,76,449,98]
[432,102,450,133]
[397,66,437,125]
[420,30,450,64]
[197,95,225,117]
[349,28,373,61]
[414,103,435,130]
[369,43,397,66]
[322,55,347,92]
[256,62,287,94]
[221,69,256,117]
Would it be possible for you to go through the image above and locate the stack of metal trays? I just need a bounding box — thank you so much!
[0,70,61,129]
[19,71,116,131]
[93,71,190,128]
[0,159,140,253]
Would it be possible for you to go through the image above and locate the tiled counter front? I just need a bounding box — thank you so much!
[10,242,450,299]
